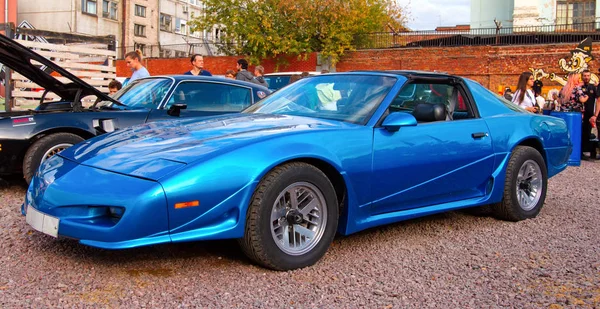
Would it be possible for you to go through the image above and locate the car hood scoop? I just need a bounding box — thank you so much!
[59,113,339,179]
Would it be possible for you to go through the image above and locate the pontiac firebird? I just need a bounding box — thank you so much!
[23,71,571,270]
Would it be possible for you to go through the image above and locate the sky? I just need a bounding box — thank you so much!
[398,0,471,31]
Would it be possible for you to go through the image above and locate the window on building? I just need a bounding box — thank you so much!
[190,29,201,38]
[556,0,596,30]
[102,0,118,20]
[189,0,198,5]
[135,5,146,17]
[134,43,146,55]
[82,0,97,14]
[215,28,221,41]
[175,18,187,35]
[160,14,172,32]
[134,24,146,37]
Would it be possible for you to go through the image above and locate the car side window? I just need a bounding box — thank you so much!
[166,82,252,112]
[389,82,474,121]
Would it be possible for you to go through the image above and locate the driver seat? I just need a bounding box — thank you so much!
[412,102,447,123]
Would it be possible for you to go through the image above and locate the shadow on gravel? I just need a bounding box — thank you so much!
[0,175,27,189]
[334,209,496,243]
[24,207,498,269]
[30,236,251,267]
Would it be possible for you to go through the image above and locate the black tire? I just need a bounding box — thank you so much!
[22,133,84,184]
[492,146,548,221]
[238,162,339,271]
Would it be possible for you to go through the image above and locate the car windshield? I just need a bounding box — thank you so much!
[244,74,397,124]
[97,78,173,109]
[263,75,291,91]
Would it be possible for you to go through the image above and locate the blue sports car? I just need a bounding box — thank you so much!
[23,71,571,270]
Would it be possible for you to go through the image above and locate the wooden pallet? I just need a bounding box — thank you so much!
[10,39,116,109]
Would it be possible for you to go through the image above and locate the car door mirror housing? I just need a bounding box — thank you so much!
[382,112,417,132]
[167,103,187,117]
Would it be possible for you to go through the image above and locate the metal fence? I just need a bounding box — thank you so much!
[114,22,600,59]
[354,22,600,49]
[117,42,238,59]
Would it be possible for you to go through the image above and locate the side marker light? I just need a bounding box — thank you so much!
[175,200,200,209]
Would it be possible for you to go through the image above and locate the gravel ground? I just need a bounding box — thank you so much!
[1,162,599,308]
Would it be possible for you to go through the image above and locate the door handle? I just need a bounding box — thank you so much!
[471,132,487,139]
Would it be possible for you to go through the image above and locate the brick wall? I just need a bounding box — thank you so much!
[116,43,600,94]
[117,53,318,76]
[336,43,600,94]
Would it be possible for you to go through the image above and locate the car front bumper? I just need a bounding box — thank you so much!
[23,155,171,249]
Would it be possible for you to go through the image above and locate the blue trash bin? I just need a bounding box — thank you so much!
[550,111,581,166]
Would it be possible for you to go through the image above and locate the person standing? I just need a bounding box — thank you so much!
[184,54,212,76]
[559,73,587,112]
[235,59,254,82]
[581,69,597,160]
[511,72,538,113]
[532,80,545,114]
[125,50,149,82]
[592,93,600,159]
[253,65,268,88]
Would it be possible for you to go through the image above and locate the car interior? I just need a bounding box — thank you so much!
[167,82,252,112]
[388,82,474,123]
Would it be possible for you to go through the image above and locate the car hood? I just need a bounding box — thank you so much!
[0,33,116,105]
[59,113,350,180]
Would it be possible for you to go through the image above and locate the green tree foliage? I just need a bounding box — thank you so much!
[189,0,406,65]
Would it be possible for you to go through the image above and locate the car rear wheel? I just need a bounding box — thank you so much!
[493,146,547,221]
[23,133,84,184]
[239,162,338,270]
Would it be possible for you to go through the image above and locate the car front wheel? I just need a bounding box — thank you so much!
[23,133,84,184]
[493,146,548,221]
[239,162,339,270]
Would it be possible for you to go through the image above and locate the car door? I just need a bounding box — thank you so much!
[370,81,495,215]
[146,80,254,121]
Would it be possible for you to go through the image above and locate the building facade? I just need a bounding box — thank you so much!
[471,0,600,30]
[0,0,18,30]
[16,0,216,58]
[18,0,122,37]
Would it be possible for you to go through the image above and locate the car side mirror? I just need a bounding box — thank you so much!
[167,103,187,117]
[382,112,417,132]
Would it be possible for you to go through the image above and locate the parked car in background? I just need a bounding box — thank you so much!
[24,71,571,270]
[0,33,270,184]
[263,71,321,91]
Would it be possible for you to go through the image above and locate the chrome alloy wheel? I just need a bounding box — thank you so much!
[270,182,328,256]
[41,143,72,164]
[515,159,543,211]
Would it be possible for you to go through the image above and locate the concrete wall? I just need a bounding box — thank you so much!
[513,0,556,27]
[17,1,73,33]
[18,0,121,37]
[471,0,514,29]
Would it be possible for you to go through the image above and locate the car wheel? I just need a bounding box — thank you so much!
[23,133,84,184]
[493,146,547,221]
[239,162,339,270]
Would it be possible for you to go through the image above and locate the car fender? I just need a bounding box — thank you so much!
[159,130,371,241]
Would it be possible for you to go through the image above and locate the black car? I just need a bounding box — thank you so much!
[0,34,270,183]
